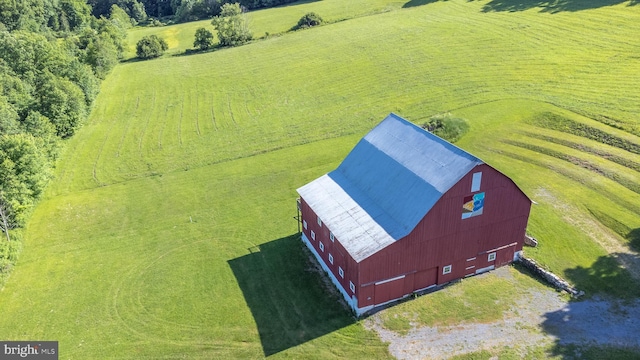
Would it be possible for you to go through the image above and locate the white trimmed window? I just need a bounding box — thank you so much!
[328,253,334,264]
[442,265,452,275]
[488,252,496,262]
[310,230,315,240]
[317,216,322,227]
[319,242,324,252]
[330,232,335,242]
[303,220,307,230]
[339,266,344,278]
[349,281,355,293]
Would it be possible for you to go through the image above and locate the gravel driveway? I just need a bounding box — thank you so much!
[364,267,640,359]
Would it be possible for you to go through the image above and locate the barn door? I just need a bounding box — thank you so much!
[496,246,515,267]
[414,268,437,290]
[373,276,405,305]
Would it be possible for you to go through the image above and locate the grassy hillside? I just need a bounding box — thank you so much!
[125,0,407,58]
[456,100,640,296]
[1,0,639,358]
[54,0,640,197]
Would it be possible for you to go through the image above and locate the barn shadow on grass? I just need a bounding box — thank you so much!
[480,0,637,13]
[228,234,354,357]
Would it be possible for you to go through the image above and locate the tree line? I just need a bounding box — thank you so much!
[0,0,132,240]
[88,0,300,23]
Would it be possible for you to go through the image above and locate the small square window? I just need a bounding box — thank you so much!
[303,220,307,230]
[330,232,335,242]
[317,216,322,227]
[310,230,315,240]
[349,281,355,293]
[328,253,334,264]
[339,267,344,278]
[319,242,324,252]
[488,252,496,262]
[442,265,452,275]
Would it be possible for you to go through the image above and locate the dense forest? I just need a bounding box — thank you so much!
[88,0,299,23]
[0,0,130,240]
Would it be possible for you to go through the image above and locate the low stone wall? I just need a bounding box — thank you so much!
[524,234,538,247]
[517,256,584,297]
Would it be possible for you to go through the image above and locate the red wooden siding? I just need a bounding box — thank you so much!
[414,267,437,289]
[356,164,531,308]
[299,198,358,297]
[373,277,405,304]
[301,163,531,311]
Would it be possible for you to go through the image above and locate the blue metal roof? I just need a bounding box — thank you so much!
[297,113,484,262]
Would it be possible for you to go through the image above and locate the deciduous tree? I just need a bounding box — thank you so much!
[109,4,134,29]
[193,27,214,50]
[136,34,168,59]
[210,3,251,47]
[36,72,88,138]
[0,133,50,227]
[0,195,14,242]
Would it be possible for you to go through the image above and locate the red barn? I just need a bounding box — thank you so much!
[297,113,531,316]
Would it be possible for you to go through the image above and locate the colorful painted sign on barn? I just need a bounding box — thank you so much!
[462,192,484,219]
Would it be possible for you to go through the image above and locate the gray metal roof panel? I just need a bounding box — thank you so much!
[297,174,397,262]
[297,113,484,262]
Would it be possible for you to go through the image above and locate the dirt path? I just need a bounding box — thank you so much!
[364,267,640,359]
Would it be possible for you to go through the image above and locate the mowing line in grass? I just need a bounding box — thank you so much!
[158,103,169,150]
[528,112,640,155]
[227,94,238,127]
[502,140,640,195]
[587,208,638,245]
[179,95,184,146]
[92,133,110,187]
[520,131,640,173]
[490,146,640,216]
[195,83,201,136]
[139,89,156,153]
[210,94,218,131]
[114,97,137,159]
[243,93,255,122]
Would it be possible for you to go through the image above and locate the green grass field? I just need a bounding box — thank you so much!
[125,0,407,58]
[1,0,640,358]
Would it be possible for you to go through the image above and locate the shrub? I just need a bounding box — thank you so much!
[294,12,323,30]
[193,28,214,50]
[422,113,469,143]
[147,18,164,27]
[136,35,168,59]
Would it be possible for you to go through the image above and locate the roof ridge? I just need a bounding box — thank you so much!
[388,112,485,164]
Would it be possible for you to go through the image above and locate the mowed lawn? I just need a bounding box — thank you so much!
[1,0,640,358]
[125,0,408,58]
